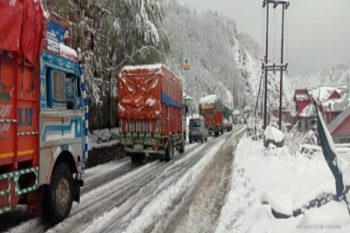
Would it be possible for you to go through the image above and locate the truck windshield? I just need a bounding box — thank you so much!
[189,119,201,127]
[49,70,80,109]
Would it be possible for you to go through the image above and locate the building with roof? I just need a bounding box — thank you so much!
[293,85,350,136]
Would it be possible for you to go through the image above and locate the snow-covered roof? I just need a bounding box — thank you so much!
[199,94,220,105]
[244,106,252,112]
[232,109,240,115]
[328,107,350,133]
[299,103,316,118]
[294,93,309,101]
[308,86,343,102]
[322,95,348,112]
[190,114,203,120]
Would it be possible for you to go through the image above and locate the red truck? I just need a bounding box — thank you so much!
[0,1,87,224]
[199,95,224,137]
[118,64,185,163]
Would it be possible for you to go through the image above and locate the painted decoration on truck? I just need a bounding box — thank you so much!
[0,81,12,140]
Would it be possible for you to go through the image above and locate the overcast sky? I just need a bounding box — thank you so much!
[176,0,350,76]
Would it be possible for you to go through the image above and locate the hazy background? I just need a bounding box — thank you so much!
[176,0,350,76]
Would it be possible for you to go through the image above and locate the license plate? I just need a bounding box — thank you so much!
[134,144,143,150]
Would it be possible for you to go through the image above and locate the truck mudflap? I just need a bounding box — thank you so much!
[0,167,39,214]
[73,178,83,203]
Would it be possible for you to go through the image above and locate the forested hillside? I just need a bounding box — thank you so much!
[43,0,169,129]
[43,0,287,129]
[291,63,350,89]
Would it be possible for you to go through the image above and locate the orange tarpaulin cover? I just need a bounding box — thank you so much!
[0,0,45,65]
[118,67,162,120]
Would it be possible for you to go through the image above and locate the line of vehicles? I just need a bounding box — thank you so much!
[0,1,240,226]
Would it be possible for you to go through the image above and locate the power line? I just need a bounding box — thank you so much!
[262,0,290,130]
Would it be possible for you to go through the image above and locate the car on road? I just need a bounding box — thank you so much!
[189,117,208,143]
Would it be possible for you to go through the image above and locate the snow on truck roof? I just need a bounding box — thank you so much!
[122,64,164,72]
[199,95,220,105]
[120,64,182,79]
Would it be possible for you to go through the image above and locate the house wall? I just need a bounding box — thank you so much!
[328,91,341,100]
[299,117,314,132]
[332,115,350,143]
[323,111,341,124]
[296,100,310,113]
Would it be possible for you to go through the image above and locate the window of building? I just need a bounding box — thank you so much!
[339,138,350,143]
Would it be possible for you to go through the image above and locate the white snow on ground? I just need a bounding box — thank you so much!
[260,192,294,216]
[215,135,350,233]
[84,158,130,181]
[83,137,228,233]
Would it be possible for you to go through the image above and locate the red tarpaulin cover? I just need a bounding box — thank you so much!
[0,0,45,65]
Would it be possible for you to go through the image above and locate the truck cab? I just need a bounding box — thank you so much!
[0,2,88,224]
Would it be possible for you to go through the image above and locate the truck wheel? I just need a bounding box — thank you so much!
[214,131,219,137]
[131,153,145,164]
[44,163,73,224]
[165,138,174,162]
[178,141,185,154]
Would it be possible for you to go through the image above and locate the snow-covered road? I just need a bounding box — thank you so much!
[4,126,245,233]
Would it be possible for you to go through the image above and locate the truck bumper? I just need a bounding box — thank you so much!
[189,135,203,141]
[124,147,166,155]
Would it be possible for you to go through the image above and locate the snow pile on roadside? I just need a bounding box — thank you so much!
[260,192,294,217]
[215,135,350,233]
[264,125,285,146]
[89,128,119,150]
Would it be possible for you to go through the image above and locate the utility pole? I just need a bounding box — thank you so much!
[262,0,290,130]
[263,1,269,130]
[279,2,288,130]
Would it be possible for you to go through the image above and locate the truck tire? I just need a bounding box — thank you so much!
[44,163,73,224]
[178,141,185,154]
[165,138,174,162]
[214,131,219,137]
[131,153,145,164]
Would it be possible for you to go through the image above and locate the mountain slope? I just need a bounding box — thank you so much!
[163,0,290,112]
[290,63,350,89]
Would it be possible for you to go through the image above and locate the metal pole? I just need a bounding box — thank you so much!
[279,4,285,130]
[263,2,269,129]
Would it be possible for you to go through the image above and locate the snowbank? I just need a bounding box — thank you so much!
[264,125,285,147]
[215,135,350,233]
[261,192,294,217]
[89,128,119,150]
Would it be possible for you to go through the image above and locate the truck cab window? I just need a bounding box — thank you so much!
[66,76,75,109]
[52,70,66,105]
[48,70,79,110]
